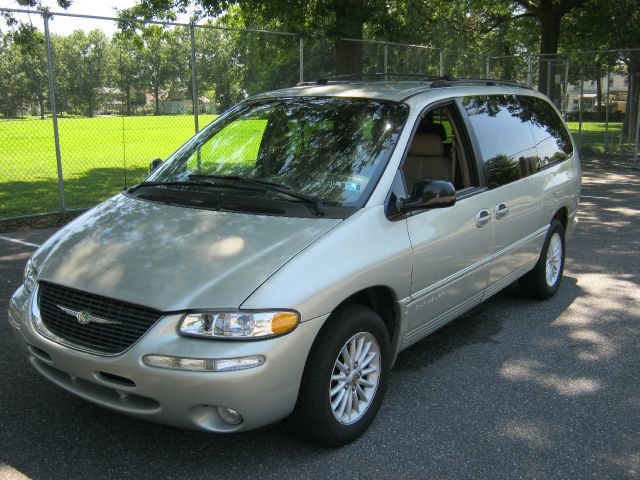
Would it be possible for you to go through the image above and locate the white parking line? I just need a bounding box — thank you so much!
[581,195,611,200]
[0,235,41,248]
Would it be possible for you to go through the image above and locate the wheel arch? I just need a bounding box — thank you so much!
[304,285,401,368]
[339,286,398,342]
[552,206,569,231]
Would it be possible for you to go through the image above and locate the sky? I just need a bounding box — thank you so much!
[0,0,190,36]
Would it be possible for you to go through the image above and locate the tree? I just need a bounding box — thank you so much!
[119,0,409,76]
[138,25,176,114]
[11,24,48,118]
[164,26,191,99]
[450,0,592,96]
[0,33,29,117]
[518,0,591,96]
[562,0,640,139]
[193,22,247,111]
[1,0,72,33]
[0,27,51,118]
[56,29,109,116]
[111,31,146,115]
[0,1,73,118]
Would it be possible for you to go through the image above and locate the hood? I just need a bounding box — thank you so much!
[35,194,341,311]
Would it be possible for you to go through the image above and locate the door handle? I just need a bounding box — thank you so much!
[495,202,509,219]
[475,209,492,228]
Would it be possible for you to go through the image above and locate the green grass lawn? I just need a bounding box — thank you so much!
[0,115,216,218]
[566,121,632,153]
[0,116,634,219]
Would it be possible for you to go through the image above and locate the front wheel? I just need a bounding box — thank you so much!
[520,219,566,299]
[290,305,391,446]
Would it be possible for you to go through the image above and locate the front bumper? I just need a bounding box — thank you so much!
[8,285,327,432]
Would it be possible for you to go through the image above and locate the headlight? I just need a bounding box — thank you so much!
[179,310,300,339]
[23,259,37,293]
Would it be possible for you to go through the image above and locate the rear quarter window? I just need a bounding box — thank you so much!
[462,94,538,188]
[523,96,573,167]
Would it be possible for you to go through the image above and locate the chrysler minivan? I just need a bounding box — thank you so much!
[9,78,580,445]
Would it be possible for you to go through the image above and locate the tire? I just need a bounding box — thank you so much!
[519,219,565,299]
[290,304,391,446]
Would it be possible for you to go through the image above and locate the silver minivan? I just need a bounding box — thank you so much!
[9,79,580,445]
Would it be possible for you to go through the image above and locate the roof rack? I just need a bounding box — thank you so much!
[296,74,531,90]
[430,77,532,89]
[297,72,453,86]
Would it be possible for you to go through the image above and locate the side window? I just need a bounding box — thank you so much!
[462,95,538,189]
[523,96,573,168]
[402,103,477,196]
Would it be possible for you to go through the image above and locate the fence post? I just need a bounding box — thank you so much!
[628,74,634,145]
[605,67,610,152]
[564,60,570,118]
[578,66,584,152]
[299,37,304,83]
[44,13,65,213]
[485,56,490,78]
[190,23,199,134]
[528,55,534,87]
[383,43,388,81]
[546,58,552,97]
[439,49,444,77]
[634,92,640,169]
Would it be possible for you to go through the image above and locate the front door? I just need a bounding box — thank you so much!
[400,102,494,348]
[404,193,494,341]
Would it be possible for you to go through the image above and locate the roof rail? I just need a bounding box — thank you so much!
[297,72,453,86]
[430,77,532,89]
[295,74,531,90]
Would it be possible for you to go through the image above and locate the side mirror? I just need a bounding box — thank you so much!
[149,158,163,173]
[398,179,456,212]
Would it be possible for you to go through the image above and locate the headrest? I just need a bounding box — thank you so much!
[418,121,447,141]
[408,133,445,157]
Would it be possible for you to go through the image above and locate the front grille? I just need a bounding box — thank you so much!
[38,282,162,355]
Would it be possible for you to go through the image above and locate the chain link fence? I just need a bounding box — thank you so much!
[1,8,639,220]
[489,51,640,161]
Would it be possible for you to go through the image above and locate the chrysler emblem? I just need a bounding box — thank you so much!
[57,305,122,326]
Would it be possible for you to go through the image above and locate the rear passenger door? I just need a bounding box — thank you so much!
[460,94,547,298]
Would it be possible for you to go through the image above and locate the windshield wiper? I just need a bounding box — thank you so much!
[188,174,326,216]
[127,180,254,194]
[128,181,202,193]
[189,174,292,190]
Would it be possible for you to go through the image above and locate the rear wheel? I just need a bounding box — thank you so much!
[520,219,565,299]
[291,305,390,446]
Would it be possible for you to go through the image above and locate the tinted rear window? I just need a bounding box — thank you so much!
[523,96,573,167]
[462,94,573,189]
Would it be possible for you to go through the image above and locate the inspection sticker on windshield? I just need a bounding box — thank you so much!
[340,181,362,192]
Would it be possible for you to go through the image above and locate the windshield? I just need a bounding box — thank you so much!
[148,96,408,207]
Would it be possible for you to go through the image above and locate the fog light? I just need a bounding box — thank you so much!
[142,354,265,372]
[217,406,243,425]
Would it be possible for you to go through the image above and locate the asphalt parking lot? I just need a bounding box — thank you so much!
[1,160,639,480]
